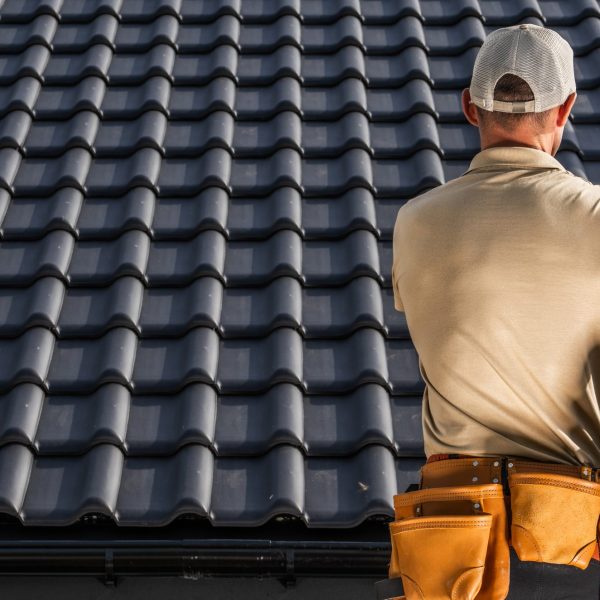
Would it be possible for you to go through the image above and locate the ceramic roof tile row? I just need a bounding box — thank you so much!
[0,0,597,528]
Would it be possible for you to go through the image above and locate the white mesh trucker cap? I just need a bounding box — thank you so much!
[469,24,576,113]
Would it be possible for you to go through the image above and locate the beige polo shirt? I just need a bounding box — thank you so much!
[392,145,600,466]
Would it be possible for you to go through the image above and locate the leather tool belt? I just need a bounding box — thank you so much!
[375,454,600,600]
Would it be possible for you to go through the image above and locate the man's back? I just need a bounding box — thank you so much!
[392,145,600,465]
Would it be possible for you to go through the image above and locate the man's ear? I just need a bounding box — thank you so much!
[556,92,576,127]
[461,88,480,127]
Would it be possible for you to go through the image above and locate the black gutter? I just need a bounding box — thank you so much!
[0,519,392,584]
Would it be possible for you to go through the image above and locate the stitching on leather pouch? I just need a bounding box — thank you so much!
[510,477,600,496]
[396,520,492,531]
[451,566,485,600]
[511,524,542,560]
[394,487,504,506]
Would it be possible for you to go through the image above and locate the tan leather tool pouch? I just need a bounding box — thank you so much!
[508,472,600,569]
[389,484,509,600]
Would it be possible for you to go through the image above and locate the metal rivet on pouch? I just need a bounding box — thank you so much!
[508,462,514,468]
[473,503,481,509]
[583,469,589,476]
[493,478,499,483]
[416,507,421,514]
[472,476,478,482]
[493,461,499,467]
[472,460,479,466]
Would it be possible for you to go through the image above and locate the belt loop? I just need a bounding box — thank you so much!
[500,457,511,496]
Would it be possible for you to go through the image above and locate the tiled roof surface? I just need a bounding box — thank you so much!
[0,0,597,528]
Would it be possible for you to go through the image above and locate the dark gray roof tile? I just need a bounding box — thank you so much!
[21,444,124,525]
[0,327,55,391]
[0,384,45,447]
[119,0,183,22]
[386,340,423,393]
[219,276,302,337]
[419,0,481,24]
[552,18,600,54]
[303,16,365,52]
[152,188,228,239]
[240,15,301,52]
[0,278,65,335]
[303,112,371,157]
[231,149,301,195]
[303,230,380,285]
[367,80,436,121]
[109,45,177,84]
[425,17,486,55]
[363,17,426,54]
[33,77,106,119]
[164,112,235,156]
[370,113,440,157]
[238,46,301,85]
[172,46,238,84]
[35,383,130,453]
[214,383,303,454]
[391,396,424,454]
[302,78,367,119]
[0,15,58,53]
[132,328,220,392]
[52,14,120,52]
[303,328,389,392]
[302,188,376,238]
[0,148,22,192]
[432,89,463,122]
[76,188,156,239]
[139,277,223,335]
[0,110,32,150]
[382,288,410,339]
[567,123,600,158]
[14,148,92,196]
[60,0,122,22]
[180,0,241,23]
[301,46,366,84]
[372,150,445,196]
[146,230,226,285]
[365,47,430,87]
[94,111,168,156]
[24,111,99,156]
[47,328,138,392]
[302,277,383,336]
[102,77,171,118]
[224,230,302,285]
[227,188,301,240]
[0,45,51,84]
[178,16,241,52]
[303,445,397,526]
[0,230,74,284]
[0,77,41,117]
[117,445,214,525]
[301,0,361,24]
[116,15,180,51]
[43,45,113,84]
[360,0,421,24]
[438,122,480,158]
[126,383,217,454]
[85,148,162,195]
[442,158,470,182]
[539,0,600,25]
[303,148,374,195]
[239,0,299,23]
[374,198,410,240]
[0,444,34,517]
[210,445,303,526]
[67,230,151,285]
[158,148,232,195]
[0,0,62,22]
[571,88,600,122]
[57,277,145,336]
[478,0,544,24]
[1,189,83,240]
[303,384,393,454]
[232,112,302,157]
[234,78,301,119]
[429,47,477,88]
[169,78,235,119]
[217,328,302,392]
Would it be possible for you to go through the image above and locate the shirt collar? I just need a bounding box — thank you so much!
[465,145,567,174]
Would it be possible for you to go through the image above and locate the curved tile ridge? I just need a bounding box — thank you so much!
[132,327,220,393]
[0,0,63,23]
[302,15,365,53]
[0,277,65,336]
[539,0,600,25]
[172,45,239,84]
[0,77,42,117]
[0,110,34,151]
[169,77,236,119]
[0,14,58,53]
[0,230,75,285]
[52,13,120,52]
[102,76,171,119]
[360,0,421,24]
[43,44,113,84]
[240,15,301,52]
[0,384,45,447]
[180,0,240,23]
[363,16,426,55]
[57,276,145,337]
[366,79,436,122]
[59,0,123,23]
[33,76,106,119]
[119,0,183,22]
[0,45,51,84]
[238,45,302,85]
[0,327,56,392]
[164,111,235,156]
[178,15,241,53]
[116,14,180,52]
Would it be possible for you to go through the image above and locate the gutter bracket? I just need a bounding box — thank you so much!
[280,549,296,588]
[104,549,116,587]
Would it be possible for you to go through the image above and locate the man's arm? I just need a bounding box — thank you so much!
[392,208,406,312]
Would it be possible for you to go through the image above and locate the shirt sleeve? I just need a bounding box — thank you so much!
[392,209,406,313]
[392,269,405,312]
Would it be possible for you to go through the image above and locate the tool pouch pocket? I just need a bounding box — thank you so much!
[509,472,600,569]
[389,484,508,600]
